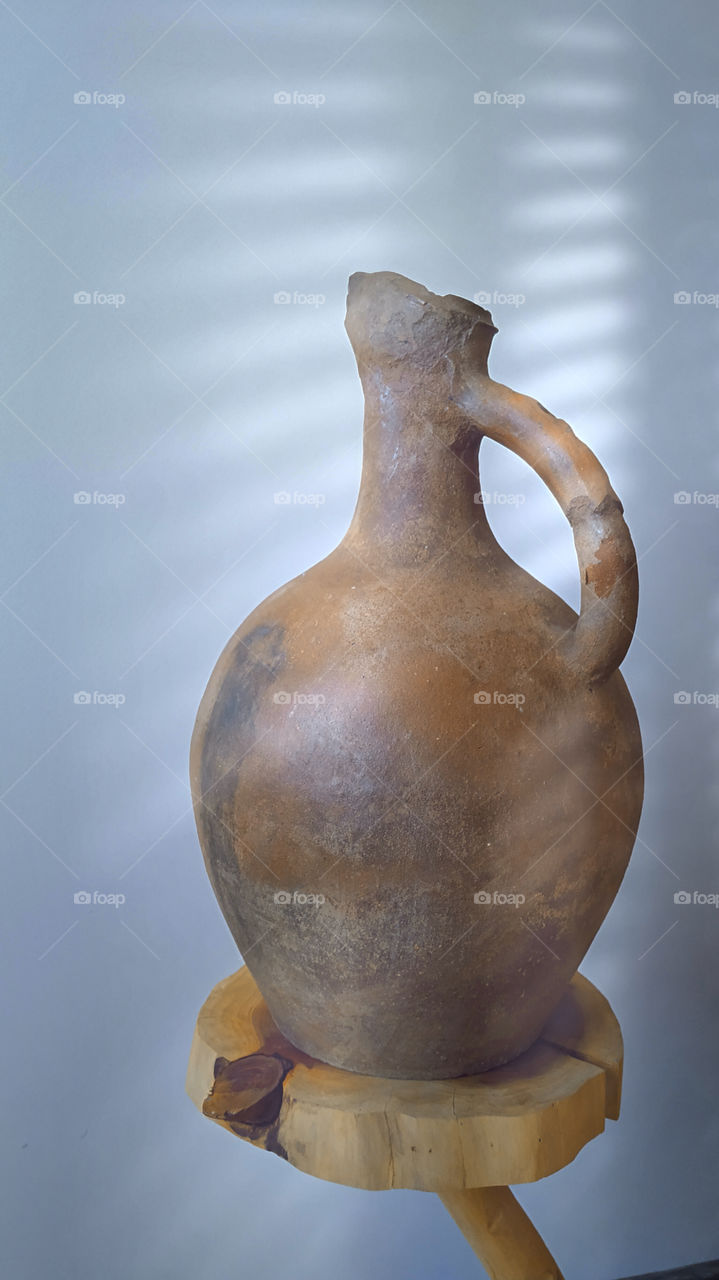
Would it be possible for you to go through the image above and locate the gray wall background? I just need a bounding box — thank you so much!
[2,2,718,1277]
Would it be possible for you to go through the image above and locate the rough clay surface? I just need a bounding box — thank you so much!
[190,271,644,1079]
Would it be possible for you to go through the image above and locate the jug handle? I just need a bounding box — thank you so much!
[459,375,638,685]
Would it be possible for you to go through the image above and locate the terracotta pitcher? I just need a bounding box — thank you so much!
[191,271,643,1080]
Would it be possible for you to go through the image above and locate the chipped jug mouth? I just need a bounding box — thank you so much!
[346,270,496,326]
[345,270,497,368]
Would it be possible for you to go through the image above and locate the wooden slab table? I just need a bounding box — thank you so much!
[187,967,623,1279]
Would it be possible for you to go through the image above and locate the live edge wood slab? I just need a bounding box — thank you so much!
[187,967,622,1279]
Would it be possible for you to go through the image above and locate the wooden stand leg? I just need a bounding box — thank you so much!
[439,1185,564,1280]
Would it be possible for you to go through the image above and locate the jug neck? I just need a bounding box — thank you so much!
[345,367,496,564]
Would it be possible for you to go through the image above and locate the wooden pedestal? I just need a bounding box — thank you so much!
[187,967,622,1278]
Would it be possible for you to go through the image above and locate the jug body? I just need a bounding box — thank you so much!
[191,272,644,1079]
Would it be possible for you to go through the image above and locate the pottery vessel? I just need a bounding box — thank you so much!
[191,271,643,1079]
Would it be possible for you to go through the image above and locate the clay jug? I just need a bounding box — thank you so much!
[191,271,643,1080]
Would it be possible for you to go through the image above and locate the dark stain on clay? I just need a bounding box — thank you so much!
[195,622,286,899]
[202,623,286,790]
